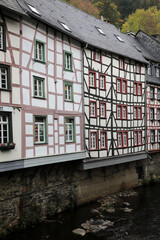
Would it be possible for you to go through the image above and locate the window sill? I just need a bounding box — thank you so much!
[34,59,46,64]
[64,69,73,72]
[34,142,48,145]
[64,100,74,102]
[33,96,46,100]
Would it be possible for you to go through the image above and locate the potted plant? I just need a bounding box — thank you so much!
[0,142,16,151]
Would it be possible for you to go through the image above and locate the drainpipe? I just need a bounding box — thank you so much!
[82,43,88,156]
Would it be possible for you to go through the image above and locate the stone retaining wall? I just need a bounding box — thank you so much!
[1,154,160,235]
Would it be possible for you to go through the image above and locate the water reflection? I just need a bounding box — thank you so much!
[5,184,160,240]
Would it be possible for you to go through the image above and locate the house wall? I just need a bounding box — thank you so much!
[147,83,160,151]
[84,48,146,159]
[0,10,85,164]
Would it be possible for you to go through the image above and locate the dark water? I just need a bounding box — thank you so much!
[5,184,160,240]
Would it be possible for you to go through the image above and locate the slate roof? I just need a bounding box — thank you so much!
[0,0,147,63]
[125,32,160,86]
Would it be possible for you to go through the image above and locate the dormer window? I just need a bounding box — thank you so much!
[27,3,40,15]
[94,49,101,62]
[136,64,141,74]
[119,59,125,70]
[96,27,105,35]
[156,67,160,78]
[60,22,71,32]
[115,35,124,42]
[147,65,152,75]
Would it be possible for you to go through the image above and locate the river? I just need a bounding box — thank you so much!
[4,183,160,240]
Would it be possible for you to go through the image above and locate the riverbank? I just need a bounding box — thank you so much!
[3,181,160,240]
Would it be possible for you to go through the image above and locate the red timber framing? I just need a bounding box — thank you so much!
[147,84,160,152]
[83,47,146,159]
[0,10,85,165]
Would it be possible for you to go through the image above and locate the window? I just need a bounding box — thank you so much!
[0,64,10,90]
[64,81,73,102]
[96,27,105,35]
[117,105,127,119]
[34,116,47,144]
[115,35,124,42]
[156,67,160,78]
[116,78,127,94]
[117,131,128,148]
[27,3,40,15]
[150,108,154,121]
[147,65,152,75]
[65,118,75,143]
[90,131,97,150]
[100,102,106,118]
[158,88,160,101]
[35,40,45,63]
[157,109,160,121]
[136,64,141,74]
[94,50,101,62]
[133,106,142,119]
[90,101,97,117]
[60,22,71,32]
[99,74,106,90]
[64,51,73,71]
[89,71,96,88]
[134,130,142,146]
[34,76,45,98]
[119,59,125,70]
[133,82,142,96]
[150,87,154,99]
[158,130,160,143]
[0,24,6,51]
[100,131,107,149]
[150,130,155,143]
[0,113,13,144]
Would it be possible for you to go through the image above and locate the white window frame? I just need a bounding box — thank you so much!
[65,118,74,143]
[123,132,127,147]
[35,117,46,144]
[95,50,101,62]
[101,132,107,149]
[0,115,9,144]
[65,53,71,70]
[0,66,8,89]
[34,76,45,98]
[123,106,127,119]
[100,103,106,118]
[90,132,97,150]
[134,131,138,145]
[90,101,96,117]
[89,72,96,87]
[99,75,105,89]
[117,132,122,147]
[35,41,44,62]
[147,65,151,75]
[117,79,121,92]
[122,80,127,93]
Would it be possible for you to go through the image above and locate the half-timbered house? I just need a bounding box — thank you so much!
[0,0,148,172]
[126,31,160,154]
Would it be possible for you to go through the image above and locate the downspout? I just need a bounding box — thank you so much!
[82,43,88,156]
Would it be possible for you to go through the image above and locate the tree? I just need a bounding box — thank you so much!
[63,0,100,18]
[95,0,121,27]
[121,6,160,35]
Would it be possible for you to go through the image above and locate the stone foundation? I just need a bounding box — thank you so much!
[1,154,160,235]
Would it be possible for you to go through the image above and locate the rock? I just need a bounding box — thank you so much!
[72,228,86,236]
[91,209,101,215]
[123,208,133,213]
[123,202,130,206]
[106,208,115,213]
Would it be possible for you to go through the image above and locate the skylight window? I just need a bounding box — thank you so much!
[115,35,124,42]
[132,44,142,52]
[60,22,71,32]
[27,3,40,15]
[96,27,105,35]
